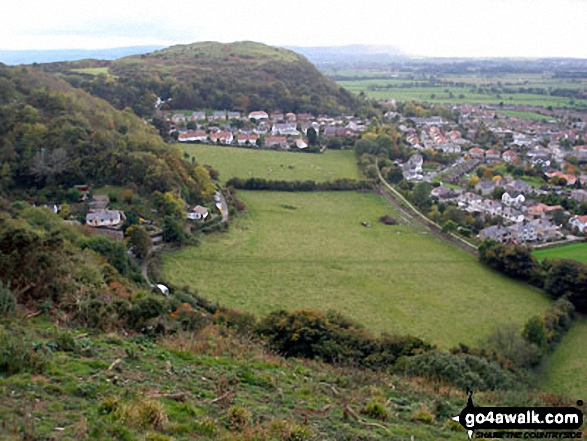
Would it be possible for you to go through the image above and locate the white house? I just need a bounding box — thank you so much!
[502,191,526,208]
[86,210,125,227]
[187,205,209,220]
[568,215,587,233]
[248,110,269,121]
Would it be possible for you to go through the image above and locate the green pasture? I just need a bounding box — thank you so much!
[541,317,587,398]
[179,143,361,183]
[534,242,587,264]
[163,191,550,349]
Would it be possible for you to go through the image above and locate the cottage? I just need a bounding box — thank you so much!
[187,205,209,221]
[86,210,125,228]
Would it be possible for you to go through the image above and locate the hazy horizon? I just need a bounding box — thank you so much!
[3,0,587,59]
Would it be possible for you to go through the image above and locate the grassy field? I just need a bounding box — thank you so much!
[541,317,587,398]
[69,67,111,76]
[498,110,553,121]
[534,242,587,264]
[163,191,550,349]
[179,144,361,183]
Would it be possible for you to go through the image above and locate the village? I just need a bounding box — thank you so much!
[394,103,587,245]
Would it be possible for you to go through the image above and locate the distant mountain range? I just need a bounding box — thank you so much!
[284,44,407,66]
[0,46,165,65]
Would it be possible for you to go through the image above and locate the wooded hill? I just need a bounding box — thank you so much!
[37,41,361,117]
[0,64,215,203]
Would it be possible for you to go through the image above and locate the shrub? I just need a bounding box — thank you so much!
[0,326,51,376]
[226,405,251,430]
[402,351,516,391]
[256,309,432,368]
[362,400,390,421]
[379,215,397,225]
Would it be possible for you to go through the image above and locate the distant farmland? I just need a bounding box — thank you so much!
[179,144,361,183]
[163,190,550,349]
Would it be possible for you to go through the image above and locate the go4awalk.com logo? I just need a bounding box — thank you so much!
[451,389,584,439]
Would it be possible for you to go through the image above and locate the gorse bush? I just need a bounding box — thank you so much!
[0,326,52,376]
[256,309,433,367]
[401,351,516,391]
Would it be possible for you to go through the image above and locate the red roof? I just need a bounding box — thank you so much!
[503,150,517,157]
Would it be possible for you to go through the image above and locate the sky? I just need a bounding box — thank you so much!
[2,0,587,58]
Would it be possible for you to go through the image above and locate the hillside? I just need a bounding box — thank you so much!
[38,41,360,117]
[0,63,214,203]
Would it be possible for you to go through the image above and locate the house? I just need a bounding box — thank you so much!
[502,151,518,162]
[236,133,259,146]
[187,205,209,220]
[296,113,312,122]
[285,112,297,122]
[178,130,208,143]
[248,111,269,121]
[469,147,485,159]
[210,111,226,121]
[568,215,587,233]
[190,111,206,121]
[171,113,187,123]
[270,111,284,121]
[323,126,356,139]
[431,185,456,200]
[529,218,561,242]
[570,189,587,203]
[402,154,423,180]
[74,184,91,200]
[485,149,501,162]
[436,143,461,154]
[527,203,564,219]
[501,191,525,208]
[228,111,241,120]
[295,139,308,149]
[574,145,587,162]
[475,180,497,196]
[505,179,533,195]
[502,206,524,224]
[209,131,234,144]
[86,210,125,228]
[478,224,512,243]
[265,136,288,148]
[271,122,299,136]
[508,221,538,242]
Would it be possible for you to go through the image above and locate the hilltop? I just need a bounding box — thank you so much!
[38,41,360,117]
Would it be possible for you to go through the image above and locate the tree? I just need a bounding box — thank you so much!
[522,316,546,349]
[126,225,152,259]
[386,166,404,184]
[543,259,587,312]
[163,216,187,245]
[307,127,318,146]
[412,182,432,210]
